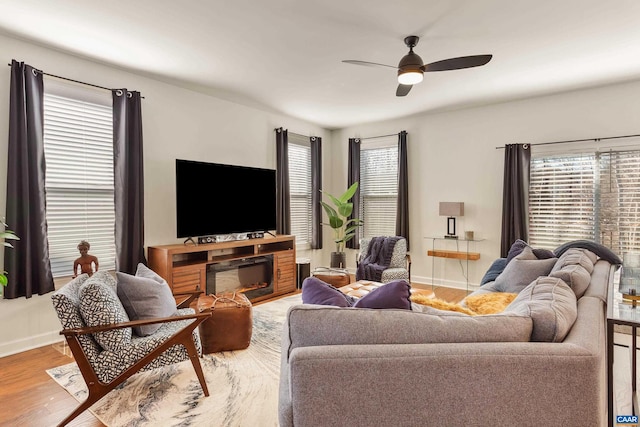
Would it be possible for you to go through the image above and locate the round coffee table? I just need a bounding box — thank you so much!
[338,280,435,299]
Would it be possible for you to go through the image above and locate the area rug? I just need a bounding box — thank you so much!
[47,294,302,427]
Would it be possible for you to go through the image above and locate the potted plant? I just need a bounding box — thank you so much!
[320,182,364,268]
[0,219,19,290]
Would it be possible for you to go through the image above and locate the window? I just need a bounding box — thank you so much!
[359,138,398,239]
[529,148,640,254]
[43,83,116,277]
[288,134,312,246]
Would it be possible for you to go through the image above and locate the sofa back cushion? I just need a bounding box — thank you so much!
[285,305,533,357]
[504,276,577,342]
[492,246,557,293]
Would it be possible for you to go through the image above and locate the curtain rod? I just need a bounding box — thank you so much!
[7,63,145,98]
[495,133,640,149]
[358,131,405,141]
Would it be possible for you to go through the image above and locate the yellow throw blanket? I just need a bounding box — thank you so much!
[411,292,517,316]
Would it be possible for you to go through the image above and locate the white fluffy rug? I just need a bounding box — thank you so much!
[47,294,302,427]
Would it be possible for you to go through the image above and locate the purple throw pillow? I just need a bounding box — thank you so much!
[506,239,555,264]
[301,277,353,307]
[352,280,412,310]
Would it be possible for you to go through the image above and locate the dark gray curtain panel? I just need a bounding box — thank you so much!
[346,138,361,250]
[4,60,54,299]
[310,136,322,249]
[113,89,147,274]
[275,128,291,235]
[500,143,531,257]
[396,131,410,250]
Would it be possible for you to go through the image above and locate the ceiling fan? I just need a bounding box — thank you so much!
[343,36,492,97]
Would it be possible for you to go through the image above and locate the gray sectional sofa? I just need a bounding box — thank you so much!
[279,245,618,427]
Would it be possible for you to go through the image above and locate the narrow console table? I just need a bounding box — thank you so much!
[425,236,483,292]
[148,235,296,303]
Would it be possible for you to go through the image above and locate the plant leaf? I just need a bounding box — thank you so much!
[338,182,359,203]
[2,242,14,248]
[337,202,353,218]
[0,274,7,286]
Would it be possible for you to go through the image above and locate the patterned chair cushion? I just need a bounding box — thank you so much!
[93,308,202,383]
[79,275,132,352]
[51,273,101,363]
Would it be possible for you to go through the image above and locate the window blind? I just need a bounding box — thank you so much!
[359,142,398,239]
[529,154,596,250]
[529,149,640,254]
[599,150,640,253]
[43,93,116,277]
[288,135,312,245]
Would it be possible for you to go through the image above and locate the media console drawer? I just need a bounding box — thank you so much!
[172,266,205,293]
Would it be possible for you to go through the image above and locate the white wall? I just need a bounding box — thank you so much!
[0,34,329,356]
[2,33,640,356]
[334,79,640,289]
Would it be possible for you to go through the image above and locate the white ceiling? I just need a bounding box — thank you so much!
[1,0,640,129]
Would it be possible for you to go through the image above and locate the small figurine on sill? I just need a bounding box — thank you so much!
[73,240,99,278]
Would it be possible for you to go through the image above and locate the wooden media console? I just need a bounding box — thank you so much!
[148,235,296,303]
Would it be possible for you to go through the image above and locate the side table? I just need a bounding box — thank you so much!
[607,272,640,426]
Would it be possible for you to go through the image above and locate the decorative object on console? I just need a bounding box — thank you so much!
[320,182,364,268]
[439,202,464,239]
[621,252,640,305]
[464,230,474,240]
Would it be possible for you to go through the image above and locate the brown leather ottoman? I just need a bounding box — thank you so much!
[197,292,252,354]
[312,267,351,288]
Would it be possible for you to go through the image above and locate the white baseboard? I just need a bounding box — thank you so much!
[411,274,479,292]
[0,330,62,358]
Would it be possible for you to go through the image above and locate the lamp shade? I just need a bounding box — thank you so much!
[439,202,464,217]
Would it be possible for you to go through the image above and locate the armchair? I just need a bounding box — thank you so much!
[51,271,211,427]
[356,236,411,283]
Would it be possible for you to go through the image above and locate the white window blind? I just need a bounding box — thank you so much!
[359,140,398,239]
[288,134,312,246]
[529,149,640,254]
[529,154,596,249]
[599,150,640,253]
[43,92,116,277]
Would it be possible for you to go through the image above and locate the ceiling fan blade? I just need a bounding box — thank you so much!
[422,54,492,72]
[342,60,398,69]
[396,84,412,97]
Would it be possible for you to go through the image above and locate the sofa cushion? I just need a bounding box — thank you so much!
[506,239,556,264]
[286,304,533,351]
[493,247,558,293]
[79,275,132,351]
[480,257,508,286]
[116,269,178,337]
[551,248,597,275]
[504,276,577,342]
[554,240,622,265]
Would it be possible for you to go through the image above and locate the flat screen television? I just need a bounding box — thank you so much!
[175,159,277,238]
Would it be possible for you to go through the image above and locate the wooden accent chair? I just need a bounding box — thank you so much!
[51,272,211,427]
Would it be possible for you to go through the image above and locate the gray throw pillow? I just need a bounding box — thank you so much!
[493,246,557,293]
[135,262,166,284]
[116,271,177,336]
[504,276,577,342]
[79,277,132,351]
[550,248,596,275]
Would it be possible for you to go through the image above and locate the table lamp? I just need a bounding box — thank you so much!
[439,202,464,239]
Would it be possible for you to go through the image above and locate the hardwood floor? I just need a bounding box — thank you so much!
[0,284,467,427]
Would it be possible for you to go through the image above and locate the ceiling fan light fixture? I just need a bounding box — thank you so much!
[398,70,423,85]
